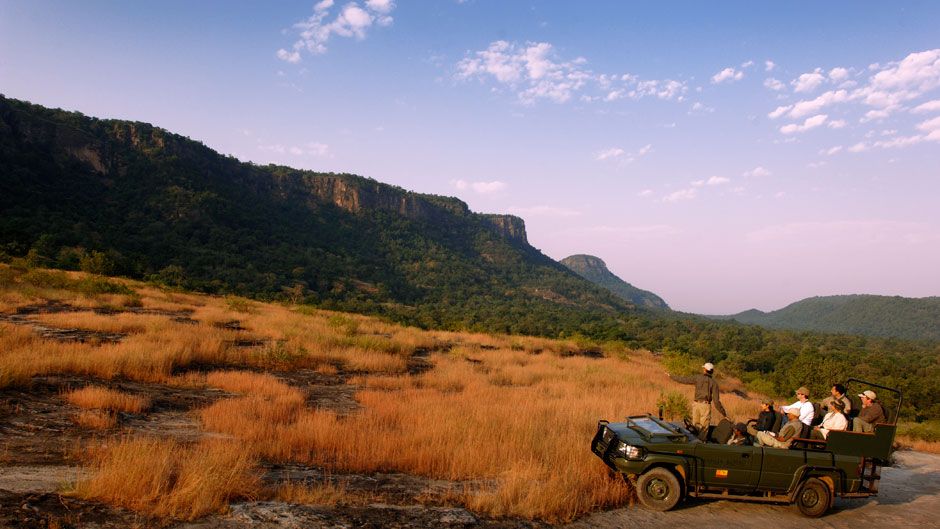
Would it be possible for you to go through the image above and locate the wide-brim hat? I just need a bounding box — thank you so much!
[795,386,811,397]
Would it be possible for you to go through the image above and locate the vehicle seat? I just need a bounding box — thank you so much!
[771,412,783,434]
[848,395,863,418]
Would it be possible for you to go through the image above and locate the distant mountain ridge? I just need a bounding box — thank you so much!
[0,94,639,336]
[560,254,669,310]
[716,294,940,341]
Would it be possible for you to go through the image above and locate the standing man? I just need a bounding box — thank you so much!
[669,362,728,438]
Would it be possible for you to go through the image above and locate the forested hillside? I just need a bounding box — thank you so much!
[0,94,638,336]
[718,295,940,341]
[561,254,669,310]
[2,95,939,418]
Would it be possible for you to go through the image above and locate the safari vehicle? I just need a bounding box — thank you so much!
[591,379,900,517]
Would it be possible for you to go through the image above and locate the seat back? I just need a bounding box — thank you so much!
[771,412,783,434]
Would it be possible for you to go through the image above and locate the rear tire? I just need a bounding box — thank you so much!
[636,467,682,511]
[795,477,831,517]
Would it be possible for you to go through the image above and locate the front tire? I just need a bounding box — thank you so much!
[795,477,832,517]
[636,467,682,511]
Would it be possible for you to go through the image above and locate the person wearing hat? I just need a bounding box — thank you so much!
[780,386,815,431]
[755,408,801,448]
[812,398,848,440]
[668,362,728,437]
[854,390,886,433]
[727,422,751,446]
[747,399,778,437]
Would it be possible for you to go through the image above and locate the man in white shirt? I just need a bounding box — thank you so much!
[781,386,815,431]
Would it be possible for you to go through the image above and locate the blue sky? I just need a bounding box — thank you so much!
[2,1,939,313]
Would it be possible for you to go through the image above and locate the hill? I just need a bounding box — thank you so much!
[560,254,669,310]
[2,95,939,417]
[0,94,638,336]
[717,295,940,341]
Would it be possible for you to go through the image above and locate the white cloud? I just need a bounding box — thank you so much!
[456,40,596,104]
[780,114,828,134]
[765,60,776,72]
[277,0,396,62]
[506,205,580,217]
[786,89,849,119]
[258,141,331,157]
[764,78,785,91]
[453,179,507,193]
[594,147,625,161]
[691,179,705,187]
[848,142,869,153]
[861,109,891,122]
[912,99,940,113]
[828,67,850,82]
[689,101,715,114]
[792,68,826,93]
[662,188,696,202]
[594,144,652,163]
[918,115,940,132]
[276,49,302,63]
[707,175,730,185]
[822,146,843,155]
[638,189,654,197]
[712,67,744,84]
[766,50,940,139]
[742,166,771,177]
[305,142,331,156]
[741,60,755,69]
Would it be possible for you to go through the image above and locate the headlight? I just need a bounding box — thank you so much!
[616,441,645,460]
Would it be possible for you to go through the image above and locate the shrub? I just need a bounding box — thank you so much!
[656,390,691,421]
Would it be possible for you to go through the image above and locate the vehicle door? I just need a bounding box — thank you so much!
[693,444,762,491]
[757,448,807,492]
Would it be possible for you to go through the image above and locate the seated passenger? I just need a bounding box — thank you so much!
[811,399,848,439]
[746,399,777,437]
[780,386,814,434]
[853,390,886,433]
[755,408,801,448]
[727,423,751,445]
[821,383,852,414]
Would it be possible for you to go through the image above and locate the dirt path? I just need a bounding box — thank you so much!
[564,450,940,529]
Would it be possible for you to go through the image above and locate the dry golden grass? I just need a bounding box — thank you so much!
[272,481,358,506]
[33,312,163,334]
[65,386,150,413]
[73,409,118,430]
[74,437,259,520]
[898,437,940,454]
[1,266,771,522]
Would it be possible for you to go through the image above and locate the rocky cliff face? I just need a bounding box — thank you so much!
[0,96,528,246]
[481,214,528,244]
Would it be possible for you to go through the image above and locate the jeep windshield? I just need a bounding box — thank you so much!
[629,417,674,435]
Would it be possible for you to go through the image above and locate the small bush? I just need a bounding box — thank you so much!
[656,390,691,421]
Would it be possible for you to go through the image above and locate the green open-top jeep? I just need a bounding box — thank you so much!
[591,379,900,517]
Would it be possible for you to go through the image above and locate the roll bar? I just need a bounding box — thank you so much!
[845,378,902,424]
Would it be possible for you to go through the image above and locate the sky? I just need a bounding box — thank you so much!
[2,1,939,314]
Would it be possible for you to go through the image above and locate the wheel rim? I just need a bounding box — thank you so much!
[801,488,820,508]
[647,478,670,500]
